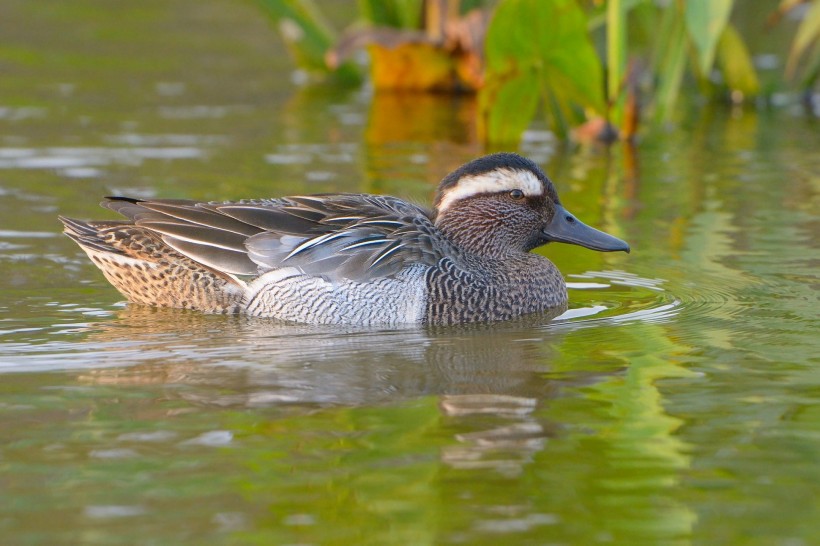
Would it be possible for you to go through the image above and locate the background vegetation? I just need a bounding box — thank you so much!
[258,0,819,143]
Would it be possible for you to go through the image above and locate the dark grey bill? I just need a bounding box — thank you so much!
[542,205,630,253]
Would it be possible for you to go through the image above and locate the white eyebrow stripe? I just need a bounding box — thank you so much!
[437,168,543,214]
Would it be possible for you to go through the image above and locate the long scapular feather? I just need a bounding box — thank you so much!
[137,221,248,252]
[369,242,406,268]
[139,202,259,237]
[342,238,391,251]
[356,219,405,228]
[163,236,258,275]
[283,231,351,261]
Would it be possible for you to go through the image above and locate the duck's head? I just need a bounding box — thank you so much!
[434,152,630,256]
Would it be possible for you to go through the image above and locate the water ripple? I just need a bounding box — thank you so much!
[0,146,205,173]
[561,265,753,334]
[560,270,680,327]
[0,268,744,374]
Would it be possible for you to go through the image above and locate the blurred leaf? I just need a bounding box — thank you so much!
[479,70,540,143]
[767,0,811,27]
[685,0,734,75]
[798,38,820,87]
[607,0,628,128]
[480,0,603,143]
[358,0,423,28]
[786,0,820,79]
[653,9,688,123]
[587,0,645,30]
[330,5,487,92]
[449,9,491,89]
[716,23,760,98]
[368,42,460,90]
[257,0,335,71]
[257,0,361,83]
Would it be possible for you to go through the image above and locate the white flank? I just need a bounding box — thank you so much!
[437,168,543,213]
[244,264,427,325]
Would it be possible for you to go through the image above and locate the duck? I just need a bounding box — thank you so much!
[60,152,629,326]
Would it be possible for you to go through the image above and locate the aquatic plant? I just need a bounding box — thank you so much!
[257,0,818,143]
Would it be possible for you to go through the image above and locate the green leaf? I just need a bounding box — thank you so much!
[685,0,734,75]
[787,0,820,79]
[653,10,688,123]
[716,23,759,98]
[587,0,644,31]
[480,72,540,143]
[798,38,820,87]
[257,0,335,71]
[358,0,423,28]
[481,0,603,143]
[607,0,628,126]
[257,0,361,84]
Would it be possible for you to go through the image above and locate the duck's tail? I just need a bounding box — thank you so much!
[59,216,245,314]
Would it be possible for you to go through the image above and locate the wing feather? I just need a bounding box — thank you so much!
[138,202,259,237]
[102,194,449,281]
[163,236,258,275]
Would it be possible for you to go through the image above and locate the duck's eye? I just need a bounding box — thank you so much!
[509,189,524,200]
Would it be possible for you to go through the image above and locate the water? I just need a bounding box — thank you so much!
[1,1,818,544]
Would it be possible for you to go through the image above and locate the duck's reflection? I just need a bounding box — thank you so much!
[78,305,576,474]
[79,305,571,402]
[439,394,557,477]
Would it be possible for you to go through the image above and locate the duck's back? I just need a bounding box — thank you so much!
[61,194,445,325]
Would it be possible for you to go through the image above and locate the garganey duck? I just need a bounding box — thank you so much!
[60,153,629,326]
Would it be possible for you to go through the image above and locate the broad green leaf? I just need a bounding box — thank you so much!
[479,73,540,144]
[716,23,759,98]
[685,0,734,74]
[481,0,603,143]
[786,0,820,78]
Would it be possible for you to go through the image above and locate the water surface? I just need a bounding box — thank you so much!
[1,1,818,545]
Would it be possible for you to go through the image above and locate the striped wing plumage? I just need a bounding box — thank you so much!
[102,194,448,281]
